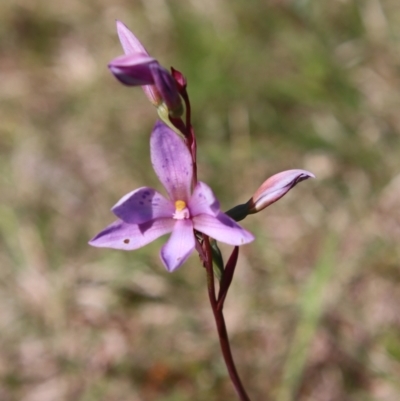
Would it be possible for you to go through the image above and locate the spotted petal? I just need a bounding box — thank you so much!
[160,220,195,272]
[89,218,174,251]
[188,181,220,217]
[112,187,174,225]
[193,213,254,245]
[150,121,193,202]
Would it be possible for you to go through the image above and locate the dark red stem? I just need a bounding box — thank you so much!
[181,90,197,186]
[217,246,239,310]
[176,72,248,398]
[203,235,251,401]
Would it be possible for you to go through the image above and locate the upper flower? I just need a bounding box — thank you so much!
[89,121,254,272]
[109,21,183,117]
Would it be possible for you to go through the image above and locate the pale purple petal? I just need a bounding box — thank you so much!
[193,213,254,245]
[249,169,315,212]
[150,121,193,202]
[116,20,149,55]
[89,218,174,251]
[160,220,195,272]
[188,181,220,217]
[112,187,174,225]
[142,85,162,106]
[109,54,157,86]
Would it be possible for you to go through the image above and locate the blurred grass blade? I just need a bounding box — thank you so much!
[277,234,338,401]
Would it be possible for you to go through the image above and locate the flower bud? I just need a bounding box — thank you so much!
[171,67,187,92]
[225,169,314,222]
[247,169,315,213]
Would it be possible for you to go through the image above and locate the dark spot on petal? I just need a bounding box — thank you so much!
[123,239,130,244]
[139,201,144,205]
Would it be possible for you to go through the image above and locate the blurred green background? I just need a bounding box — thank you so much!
[1,0,400,400]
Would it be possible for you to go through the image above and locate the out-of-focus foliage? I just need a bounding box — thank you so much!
[1,0,400,400]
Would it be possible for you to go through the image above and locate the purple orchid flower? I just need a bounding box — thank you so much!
[109,21,182,116]
[89,121,254,272]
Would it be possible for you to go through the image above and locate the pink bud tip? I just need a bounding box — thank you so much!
[248,169,315,213]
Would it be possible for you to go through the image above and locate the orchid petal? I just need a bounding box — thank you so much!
[150,121,193,201]
[188,181,220,217]
[116,20,148,55]
[161,220,195,272]
[109,54,157,86]
[142,85,162,106]
[89,218,174,251]
[112,187,174,225]
[193,213,254,245]
[150,64,183,117]
[249,169,315,213]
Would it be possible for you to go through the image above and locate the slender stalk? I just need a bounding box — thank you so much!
[182,91,197,186]
[203,235,252,401]
[217,246,239,311]
[180,81,249,399]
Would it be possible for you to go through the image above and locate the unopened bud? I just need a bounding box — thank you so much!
[247,169,315,213]
[225,169,314,222]
[171,67,187,92]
